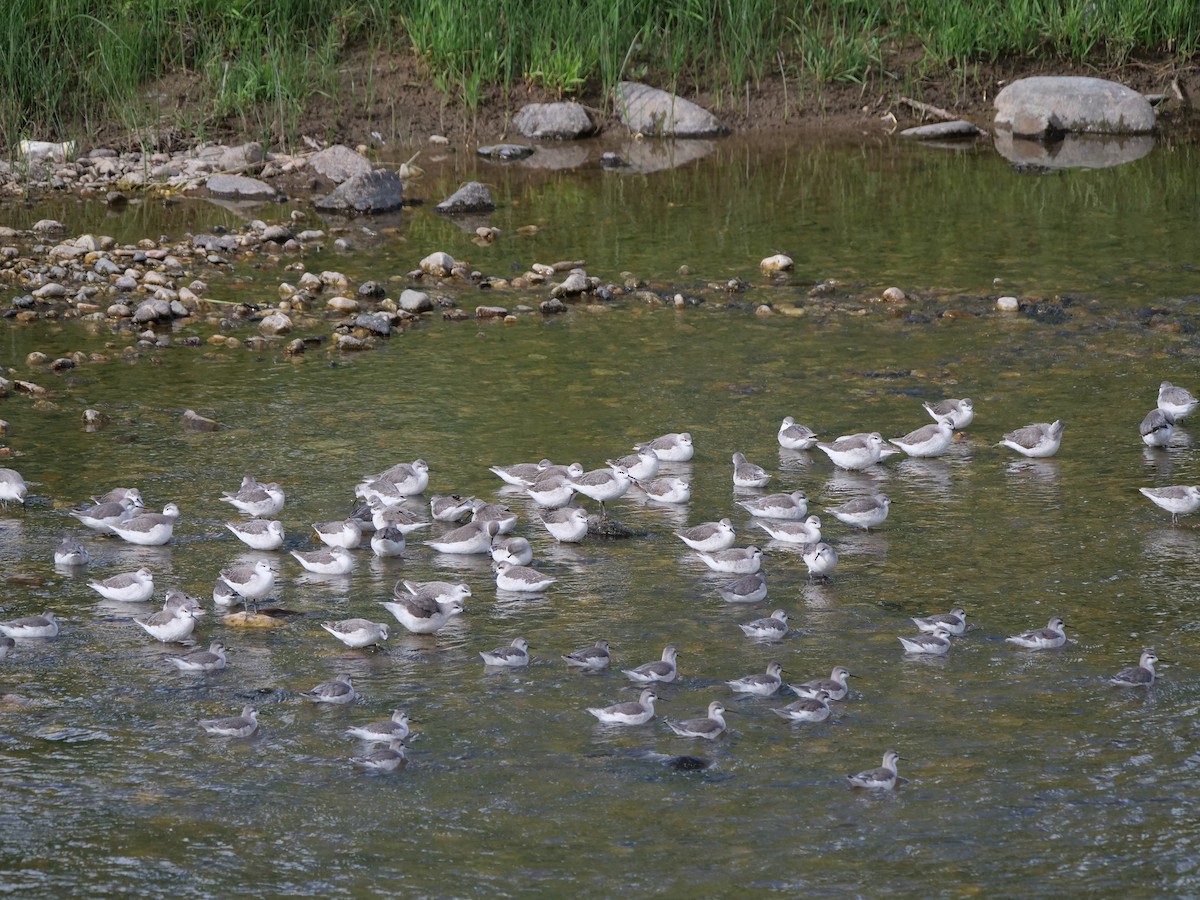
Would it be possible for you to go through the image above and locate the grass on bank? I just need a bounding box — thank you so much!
[1,0,1198,151]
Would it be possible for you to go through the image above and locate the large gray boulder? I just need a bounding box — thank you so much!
[314,170,404,214]
[205,174,278,200]
[435,181,495,214]
[309,144,373,183]
[512,102,595,139]
[614,82,726,138]
[994,76,1154,138]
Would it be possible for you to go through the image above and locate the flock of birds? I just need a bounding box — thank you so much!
[2,378,1193,782]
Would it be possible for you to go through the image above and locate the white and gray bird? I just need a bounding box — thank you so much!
[726,660,784,696]
[226,519,285,550]
[923,398,974,430]
[634,432,694,462]
[480,637,530,667]
[89,567,155,603]
[199,705,258,738]
[0,468,28,506]
[772,690,832,723]
[815,433,888,470]
[300,673,357,704]
[828,494,890,530]
[1139,485,1200,523]
[1158,381,1198,420]
[666,701,728,739]
[562,640,611,670]
[898,627,953,656]
[890,420,954,458]
[1006,616,1068,650]
[54,536,90,567]
[790,666,854,701]
[291,546,354,575]
[739,609,789,641]
[346,709,411,743]
[220,477,284,518]
[912,607,968,635]
[756,515,822,544]
[540,506,590,543]
[622,645,678,683]
[674,519,736,552]
[1140,408,1175,448]
[587,688,659,725]
[718,571,767,604]
[732,452,771,488]
[848,750,903,791]
[495,561,555,593]
[109,503,180,546]
[351,739,408,773]
[778,416,819,450]
[999,419,1065,458]
[0,611,59,639]
[1111,651,1158,688]
[321,619,390,649]
[166,641,227,673]
[802,541,838,579]
[695,545,762,575]
[737,491,808,520]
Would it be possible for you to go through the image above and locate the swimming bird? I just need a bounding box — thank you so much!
[1139,485,1200,523]
[226,519,285,551]
[68,496,138,533]
[220,477,284,518]
[351,739,407,773]
[540,506,590,542]
[815,433,888,470]
[912,607,968,635]
[718,571,767,604]
[166,641,227,673]
[54,536,90,567]
[778,416,819,450]
[495,560,555,593]
[0,636,14,658]
[1111,651,1158,688]
[890,420,954,458]
[0,468,27,506]
[726,660,784,696]
[430,494,475,522]
[291,546,354,575]
[1006,616,1068,650]
[312,519,362,550]
[562,639,611,670]
[88,567,155,603]
[362,459,429,496]
[674,519,736,552]
[0,611,59,638]
[898,627,953,656]
[425,520,499,555]
[739,609,789,641]
[1158,381,1198,420]
[370,525,407,558]
[771,690,832,723]
[802,541,839,579]
[489,459,554,487]
[321,618,390,649]
[633,476,691,504]
[134,603,198,643]
[587,688,659,725]
[634,432,694,462]
[731,452,771,488]
[381,592,465,634]
[109,503,180,546]
[199,705,258,737]
[999,419,1065,458]
[756,515,822,544]
[737,490,808,520]
[569,466,631,514]
[695,545,763,574]
[667,701,728,739]
[219,560,276,608]
[608,447,660,481]
[301,673,356,704]
[790,666,853,701]
[622,645,678,683]
[491,536,533,566]
[346,709,411,743]
[924,398,974,430]
[1140,409,1175,448]
[828,494,890,530]
[847,750,902,790]
[480,637,530,667]
[471,501,518,535]
[526,470,581,508]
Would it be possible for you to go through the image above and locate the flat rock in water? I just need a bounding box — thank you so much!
[614,82,726,138]
[900,120,985,140]
[314,170,404,214]
[994,76,1155,137]
[435,181,495,214]
[477,144,535,160]
[309,144,373,183]
[205,174,278,200]
[512,102,595,140]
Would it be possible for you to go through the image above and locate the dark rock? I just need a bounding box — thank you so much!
[353,313,391,336]
[900,120,985,140]
[539,298,567,314]
[357,281,386,300]
[477,144,535,160]
[435,181,495,214]
[314,170,404,215]
[475,305,508,319]
[133,299,173,323]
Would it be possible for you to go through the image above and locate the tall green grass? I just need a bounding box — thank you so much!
[1,0,1197,150]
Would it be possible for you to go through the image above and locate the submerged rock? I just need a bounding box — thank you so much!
[477,144,535,160]
[314,170,404,214]
[994,76,1155,137]
[435,181,495,214]
[181,409,220,432]
[614,82,726,137]
[900,120,986,140]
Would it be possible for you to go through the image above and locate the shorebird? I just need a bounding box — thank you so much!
[674,519,736,552]
[607,447,660,481]
[491,536,533,567]
[732,452,771,488]
[1158,381,1198,420]
[890,420,954,457]
[0,611,59,639]
[771,690,832,723]
[480,637,530,667]
[1139,485,1200,523]
[718,571,767,604]
[815,433,888,470]
[828,494,890,530]
[634,432,694,462]
[495,561,555,593]
[1111,651,1158,688]
[471,500,518,535]
[1140,408,1175,448]
[69,496,138,533]
[736,491,808,520]
[756,515,822,544]
[739,609,789,641]
[898,627,953,656]
[381,589,465,634]
[999,419,1065,458]
[199,705,258,738]
[489,459,554,486]
[802,541,839,579]
[300,673,357,704]
[291,546,354,575]
[226,519,285,550]
[54,536,90,567]
[923,398,974,430]
[633,476,691,504]
[166,641,227,673]
[425,520,499,555]
[220,477,284,518]
[346,709,411,743]
[109,503,180,546]
[320,619,390,649]
[695,546,762,575]
[0,468,28,506]
[430,494,475,522]
[351,739,407,773]
[540,506,590,543]
[725,661,784,696]
[666,701,728,739]
[562,640,611,670]
[790,666,853,701]
[569,466,631,515]
[912,607,968,635]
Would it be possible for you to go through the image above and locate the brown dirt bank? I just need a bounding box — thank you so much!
[124,50,1200,153]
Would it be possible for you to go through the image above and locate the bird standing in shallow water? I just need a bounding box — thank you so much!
[1139,485,1200,524]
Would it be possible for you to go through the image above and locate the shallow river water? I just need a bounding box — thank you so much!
[1,135,1200,896]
